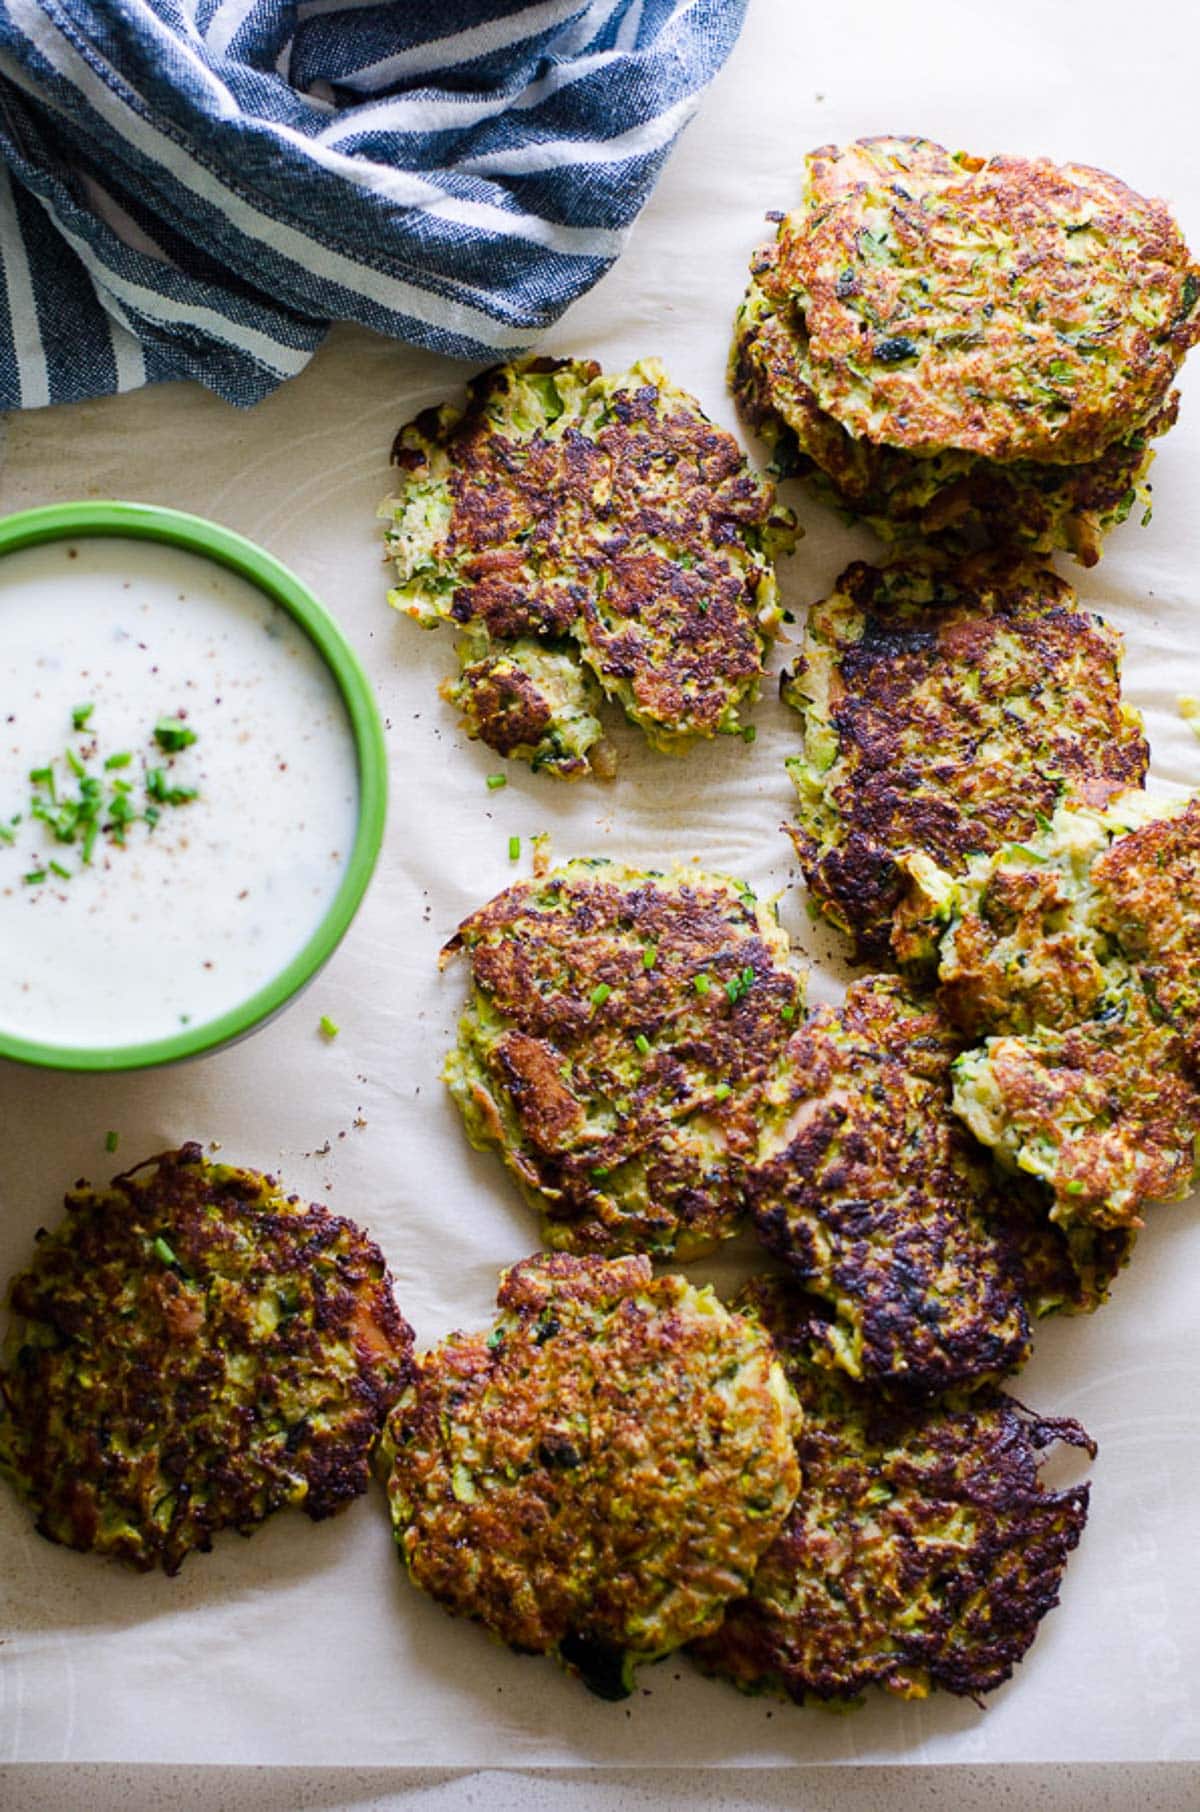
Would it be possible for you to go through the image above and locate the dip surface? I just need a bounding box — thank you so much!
[0,535,359,1051]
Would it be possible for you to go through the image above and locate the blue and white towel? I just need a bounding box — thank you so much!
[0,0,747,409]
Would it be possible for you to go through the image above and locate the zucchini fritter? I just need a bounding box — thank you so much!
[782,555,1147,962]
[690,1277,1095,1705]
[380,1253,801,1699]
[383,356,796,776]
[896,794,1200,1230]
[734,136,1200,560]
[0,1144,413,1574]
[443,860,805,1258]
[744,977,1124,1395]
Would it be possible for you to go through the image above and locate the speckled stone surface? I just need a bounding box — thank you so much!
[3,1768,1200,1810]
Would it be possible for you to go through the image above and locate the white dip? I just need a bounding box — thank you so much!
[0,535,360,1051]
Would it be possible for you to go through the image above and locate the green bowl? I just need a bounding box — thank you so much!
[0,501,387,1072]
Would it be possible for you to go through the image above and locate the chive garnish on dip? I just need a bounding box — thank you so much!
[153,718,197,753]
[8,707,201,886]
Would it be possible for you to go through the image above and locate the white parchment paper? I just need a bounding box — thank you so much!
[2,0,1200,1766]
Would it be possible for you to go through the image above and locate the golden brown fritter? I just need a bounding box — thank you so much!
[0,1143,414,1574]
[782,555,1147,963]
[383,357,796,775]
[380,1253,801,1699]
[733,136,1199,559]
[744,977,1123,1394]
[896,795,1200,1230]
[443,861,805,1258]
[954,1003,1200,1232]
[689,1276,1095,1705]
[788,137,1199,463]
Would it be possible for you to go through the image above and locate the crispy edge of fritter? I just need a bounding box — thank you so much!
[689,1274,1095,1706]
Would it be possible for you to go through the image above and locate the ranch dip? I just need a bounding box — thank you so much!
[0,535,359,1051]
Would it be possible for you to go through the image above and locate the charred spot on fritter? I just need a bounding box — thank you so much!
[0,1144,414,1574]
[443,861,806,1259]
[379,1253,801,1697]
[383,357,797,776]
[782,554,1147,964]
[689,1276,1094,1705]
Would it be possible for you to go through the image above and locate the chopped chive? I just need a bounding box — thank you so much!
[713,1083,732,1103]
[780,1003,796,1022]
[0,824,12,845]
[165,785,198,806]
[29,765,55,801]
[508,835,520,861]
[153,717,197,753]
[104,751,133,771]
[634,1033,651,1056]
[72,703,95,731]
[693,973,711,995]
[82,821,99,865]
[319,1015,339,1040]
[49,860,71,880]
[105,1130,119,1154]
[741,725,757,745]
[486,773,507,790]
[144,806,160,830]
[153,1235,178,1266]
[591,1166,609,1181]
[23,869,46,885]
[642,945,658,969]
[1065,1180,1085,1196]
[590,983,612,1007]
[66,748,86,780]
[724,965,757,1006]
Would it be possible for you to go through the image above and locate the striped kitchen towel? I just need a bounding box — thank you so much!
[0,0,747,410]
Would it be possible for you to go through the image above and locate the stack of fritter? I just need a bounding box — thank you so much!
[733,136,1200,564]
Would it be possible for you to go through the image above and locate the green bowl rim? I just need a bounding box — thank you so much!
[0,500,387,1072]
